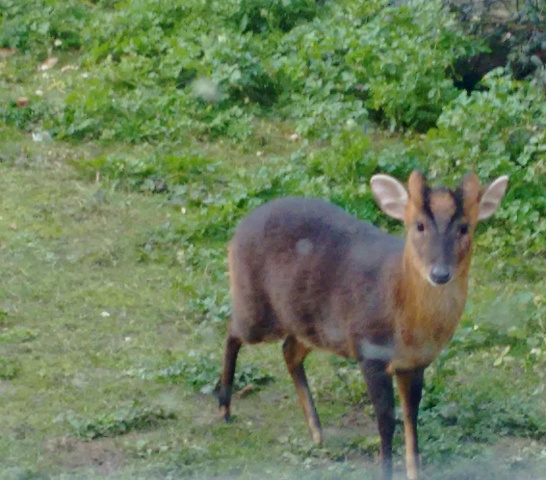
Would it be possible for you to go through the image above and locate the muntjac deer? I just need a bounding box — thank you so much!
[218,171,508,480]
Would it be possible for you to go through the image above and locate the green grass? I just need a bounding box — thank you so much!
[0,1,545,476]
[0,135,544,480]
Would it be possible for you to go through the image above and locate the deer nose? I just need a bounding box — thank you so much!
[429,266,452,285]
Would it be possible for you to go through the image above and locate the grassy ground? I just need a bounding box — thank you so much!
[0,132,544,480]
[0,38,544,480]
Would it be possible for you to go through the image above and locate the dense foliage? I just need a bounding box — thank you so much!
[447,0,546,88]
[1,0,544,342]
[3,0,543,255]
[1,0,484,141]
[1,0,545,476]
[1,3,543,293]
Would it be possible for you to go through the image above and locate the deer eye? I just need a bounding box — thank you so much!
[416,222,425,233]
[459,223,469,235]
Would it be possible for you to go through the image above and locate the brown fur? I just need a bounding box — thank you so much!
[218,171,506,480]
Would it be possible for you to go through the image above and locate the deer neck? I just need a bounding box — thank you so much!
[394,245,470,339]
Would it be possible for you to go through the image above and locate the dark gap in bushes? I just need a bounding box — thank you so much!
[448,0,545,92]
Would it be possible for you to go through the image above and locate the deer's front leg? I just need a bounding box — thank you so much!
[396,368,425,480]
[360,358,395,480]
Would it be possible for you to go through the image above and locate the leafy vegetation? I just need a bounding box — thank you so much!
[447,0,546,89]
[427,69,546,268]
[0,0,485,142]
[66,402,176,440]
[0,0,544,478]
[0,356,20,380]
[128,350,273,395]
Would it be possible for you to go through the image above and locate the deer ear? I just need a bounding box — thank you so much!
[478,176,509,220]
[370,174,408,221]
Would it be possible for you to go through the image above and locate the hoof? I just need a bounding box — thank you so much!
[311,429,323,445]
[219,405,232,422]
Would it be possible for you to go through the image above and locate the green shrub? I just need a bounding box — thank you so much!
[271,5,375,138]
[426,69,546,265]
[0,357,20,380]
[66,402,176,440]
[199,33,279,107]
[1,0,485,142]
[81,0,191,62]
[232,0,319,33]
[74,150,219,192]
[0,0,89,54]
[57,73,186,142]
[0,97,51,132]
[128,351,274,395]
[273,0,483,135]
[345,0,483,131]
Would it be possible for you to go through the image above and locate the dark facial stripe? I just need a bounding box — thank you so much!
[448,188,465,227]
[421,184,435,226]
[422,186,464,229]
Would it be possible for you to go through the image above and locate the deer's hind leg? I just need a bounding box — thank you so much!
[283,335,323,444]
[219,293,282,422]
[218,330,242,422]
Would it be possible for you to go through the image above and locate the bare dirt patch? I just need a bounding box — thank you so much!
[45,436,126,476]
